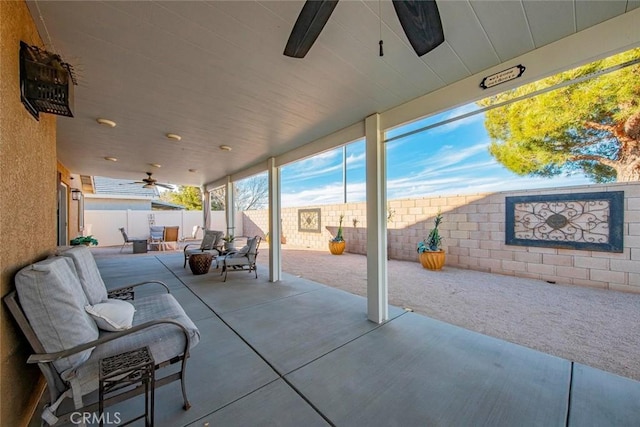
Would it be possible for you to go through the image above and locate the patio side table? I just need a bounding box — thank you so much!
[189,252,213,275]
[99,346,155,427]
[132,239,148,254]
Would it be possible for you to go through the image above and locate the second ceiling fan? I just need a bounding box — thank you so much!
[284,0,444,59]
[132,172,174,190]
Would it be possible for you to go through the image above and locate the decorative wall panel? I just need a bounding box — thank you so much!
[298,208,321,233]
[505,192,623,252]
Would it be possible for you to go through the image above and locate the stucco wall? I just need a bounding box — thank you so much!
[0,2,58,426]
[244,181,640,293]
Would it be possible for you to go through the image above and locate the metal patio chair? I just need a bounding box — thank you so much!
[183,230,223,268]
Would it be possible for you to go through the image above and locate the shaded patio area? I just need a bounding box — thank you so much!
[82,249,640,426]
[93,244,640,381]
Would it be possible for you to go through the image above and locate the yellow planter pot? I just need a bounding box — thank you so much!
[419,251,445,270]
[329,240,346,255]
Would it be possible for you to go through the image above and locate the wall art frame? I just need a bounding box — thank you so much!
[298,208,322,233]
[505,191,623,252]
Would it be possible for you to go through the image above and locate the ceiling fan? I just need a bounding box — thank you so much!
[132,172,174,190]
[283,0,444,58]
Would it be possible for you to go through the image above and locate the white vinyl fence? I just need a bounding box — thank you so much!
[84,210,243,247]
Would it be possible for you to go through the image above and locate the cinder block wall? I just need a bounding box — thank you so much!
[243,181,640,293]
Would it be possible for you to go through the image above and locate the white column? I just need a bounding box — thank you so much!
[225,177,235,237]
[201,186,211,229]
[365,113,388,323]
[268,157,282,282]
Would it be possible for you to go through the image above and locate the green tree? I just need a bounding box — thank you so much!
[160,186,202,210]
[479,48,640,182]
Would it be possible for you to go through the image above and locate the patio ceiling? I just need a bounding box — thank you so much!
[28,0,638,188]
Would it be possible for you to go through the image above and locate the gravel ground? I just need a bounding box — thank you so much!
[279,247,640,381]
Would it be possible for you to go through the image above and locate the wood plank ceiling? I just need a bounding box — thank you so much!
[26,0,638,187]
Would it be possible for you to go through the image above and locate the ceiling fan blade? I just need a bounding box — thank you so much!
[156,183,175,190]
[392,0,444,57]
[284,0,339,58]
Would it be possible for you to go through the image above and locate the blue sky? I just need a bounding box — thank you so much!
[279,102,592,208]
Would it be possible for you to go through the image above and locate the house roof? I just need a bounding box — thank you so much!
[151,200,186,211]
[91,176,160,198]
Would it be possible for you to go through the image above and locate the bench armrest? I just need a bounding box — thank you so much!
[27,318,190,364]
[107,281,170,300]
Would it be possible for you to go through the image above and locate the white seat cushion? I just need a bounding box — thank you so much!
[72,293,200,395]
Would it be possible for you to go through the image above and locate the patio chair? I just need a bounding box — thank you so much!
[118,227,146,253]
[149,225,165,251]
[219,236,261,282]
[162,225,180,251]
[183,229,223,268]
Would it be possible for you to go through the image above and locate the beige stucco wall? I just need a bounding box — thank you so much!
[1,1,58,426]
[244,181,640,293]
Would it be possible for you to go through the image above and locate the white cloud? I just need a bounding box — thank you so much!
[282,183,344,207]
[430,104,485,134]
[386,102,485,144]
[282,150,341,182]
[390,141,490,176]
[346,151,365,168]
[385,174,593,200]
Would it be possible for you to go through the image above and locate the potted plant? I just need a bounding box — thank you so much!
[70,235,98,246]
[417,211,445,270]
[223,235,236,251]
[329,214,346,255]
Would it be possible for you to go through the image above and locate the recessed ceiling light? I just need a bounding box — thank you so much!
[96,118,116,127]
[188,168,197,173]
[219,145,232,151]
[104,157,118,162]
[166,133,182,141]
[149,163,162,168]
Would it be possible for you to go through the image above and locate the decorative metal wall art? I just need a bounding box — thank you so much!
[298,208,321,233]
[505,191,623,252]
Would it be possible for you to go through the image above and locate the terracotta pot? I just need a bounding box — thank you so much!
[329,240,346,255]
[418,251,445,270]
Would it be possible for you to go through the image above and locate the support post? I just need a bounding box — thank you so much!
[343,145,347,203]
[365,113,388,323]
[225,177,234,238]
[201,186,211,230]
[268,157,282,282]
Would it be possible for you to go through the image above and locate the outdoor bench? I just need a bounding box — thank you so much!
[4,245,200,426]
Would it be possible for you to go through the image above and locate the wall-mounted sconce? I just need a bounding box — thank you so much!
[71,189,82,201]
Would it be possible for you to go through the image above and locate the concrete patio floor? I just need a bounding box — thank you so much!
[94,244,640,381]
[80,249,640,426]
[278,248,640,382]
